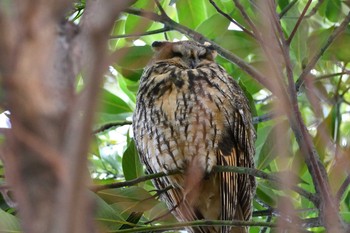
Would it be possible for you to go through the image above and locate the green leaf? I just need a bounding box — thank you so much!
[255,182,278,207]
[113,46,153,70]
[215,30,258,58]
[0,208,21,233]
[94,193,125,231]
[306,27,350,62]
[144,202,177,223]
[277,0,290,10]
[117,76,137,104]
[196,14,230,40]
[319,0,342,22]
[100,89,133,115]
[176,0,208,29]
[122,140,144,181]
[96,113,132,129]
[98,186,159,213]
[285,6,309,65]
[257,120,289,170]
[125,1,154,34]
[328,26,350,62]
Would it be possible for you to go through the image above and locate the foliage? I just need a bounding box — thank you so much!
[0,0,350,232]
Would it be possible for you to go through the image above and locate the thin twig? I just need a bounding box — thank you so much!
[91,170,179,192]
[93,121,132,134]
[279,0,298,18]
[296,11,350,91]
[315,71,350,81]
[208,0,256,38]
[92,165,319,204]
[112,219,276,233]
[305,0,325,18]
[153,0,167,17]
[259,215,272,233]
[252,112,276,124]
[109,27,171,39]
[232,0,260,39]
[336,175,350,201]
[286,0,312,45]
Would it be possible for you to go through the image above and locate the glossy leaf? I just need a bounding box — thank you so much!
[319,0,342,22]
[100,89,133,115]
[122,140,144,181]
[95,193,125,231]
[257,121,290,170]
[98,186,159,213]
[124,1,154,34]
[113,46,153,70]
[196,13,230,40]
[176,0,208,29]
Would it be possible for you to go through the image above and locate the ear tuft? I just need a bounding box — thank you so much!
[203,42,217,58]
[152,41,168,51]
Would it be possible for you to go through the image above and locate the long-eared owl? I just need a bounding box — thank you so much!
[133,40,256,233]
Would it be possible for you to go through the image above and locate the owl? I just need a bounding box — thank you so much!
[133,40,256,233]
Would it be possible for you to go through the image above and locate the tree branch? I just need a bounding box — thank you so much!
[305,0,325,18]
[315,71,350,81]
[93,165,319,205]
[112,219,276,233]
[336,174,350,201]
[232,0,261,40]
[208,0,256,38]
[286,0,312,45]
[279,0,298,18]
[91,170,179,192]
[270,1,345,230]
[51,1,136,233]
[93,121,132,134]
[110,27,171,39]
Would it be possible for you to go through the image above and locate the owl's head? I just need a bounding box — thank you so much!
[150,40,217,69]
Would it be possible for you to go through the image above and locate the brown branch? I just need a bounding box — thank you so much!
[232,0,261,39]
[286,0,312,45]
[91,170,179,192]
[208,0,256,38]
[110,27,171,39]
[153,0,167,17]
[336,175,350,201]
[270,0,345,230]
[51,1,136,233]
[279,0,298,18]
[112,220,276,233]
[93,121,133,134]
[252,112,277,124]
[305,0,325,18]
[296,11,350,91]
[93,165,319,205]
[315,71,350,81]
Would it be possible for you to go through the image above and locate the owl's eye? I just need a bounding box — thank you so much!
[198,52,210,60]
[198,53,207,59]
[172,52,183,58]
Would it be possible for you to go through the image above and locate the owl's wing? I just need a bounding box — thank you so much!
[216,66,256,228]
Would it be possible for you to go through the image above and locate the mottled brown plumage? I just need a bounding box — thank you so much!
[133,41,256,233]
